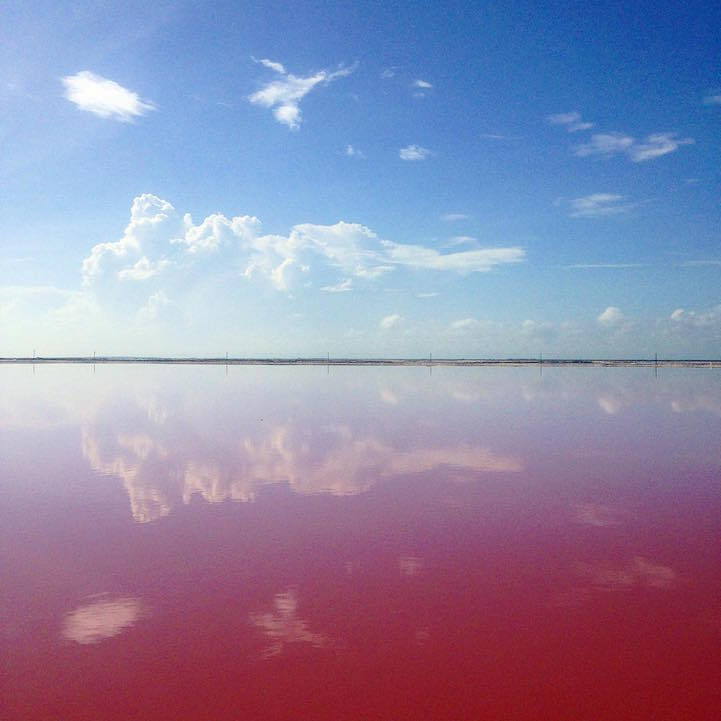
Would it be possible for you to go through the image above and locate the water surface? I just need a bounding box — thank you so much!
[2,365,719,720]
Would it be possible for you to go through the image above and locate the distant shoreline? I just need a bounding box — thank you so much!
[1,357,718,367]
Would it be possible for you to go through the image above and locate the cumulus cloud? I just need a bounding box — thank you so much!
[546,111,594,132]
[669,304,721,328]
[574,131,693,162]
[597,306,626,327]
[380,313,402,329]
[568,193,633,218]
[413,79,433,89]
[248,58,355,130]
[80,195,525,312]
[399,144,431,161]
[61,71,155,121]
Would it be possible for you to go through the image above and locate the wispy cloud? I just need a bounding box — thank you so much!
[416,292,439,298]
[574,132,635,157]
[248,58,355,130]
[399,144,431,161]
[380,313,402,329]
[703,93,721,106]
[381,240,524,273]
[628,133,695,161]
[566,263,645,269]
[413,79,433,89]
[344,144,364,158]
[574,132,693,162]
[444,236,477,247]
[61,71,155,122]
[320,278,353,292]
[568,193,634,217]
[680,259,721,267]
[546,111,594,132]
[440,213,469,222]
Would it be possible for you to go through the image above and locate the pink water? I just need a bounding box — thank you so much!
[2,365,719,720]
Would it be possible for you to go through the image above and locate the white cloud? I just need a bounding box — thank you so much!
[79,194,526,320]
[451,318,480,330]
[380,68,396,79]
[344,144,364,158]
[574,132,635,157]
[628,133,694,162]
[669,304,721,328]
[380,313,402,329]
[381,240,525,273]
[574,131,693,162]
[416,292,439,298]
[546,111,594,132]
[320,278,353,293]
[399,144,430,161]
[61,71,155,122]
[249,59,355,130]
[703,93,721,105]
[441,213,469,222]
[256,58,286,74]
[568,193,632,218]
[413,79,433,89]
[597,306,625,327]
[445,235,477,246]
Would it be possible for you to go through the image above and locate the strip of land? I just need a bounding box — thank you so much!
[0,357,718,367]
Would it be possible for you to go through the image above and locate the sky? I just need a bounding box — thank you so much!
[1,0,719,358]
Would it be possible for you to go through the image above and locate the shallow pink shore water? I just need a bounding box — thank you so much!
[2,365,719,720]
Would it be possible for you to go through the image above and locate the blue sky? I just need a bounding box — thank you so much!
[1,0,719,357]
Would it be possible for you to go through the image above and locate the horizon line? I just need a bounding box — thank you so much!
[1,356,719,367]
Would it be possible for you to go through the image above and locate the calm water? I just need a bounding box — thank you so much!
[2,365,719,720]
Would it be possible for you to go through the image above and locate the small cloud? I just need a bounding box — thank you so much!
[547,111,594,132]
[399,144,431,161]
[249,59,356,130]
[413,79,433,89]
[256,58,287,74]
[628,132,694,162]
[320,278,353,292]
[680,259,721,267]
[380,68,396,79]
[445,235,477,247]
[597,306,625,327]
[344,144,364,158]
[574,131,693,162]
[568,193,633,218]
[380,313,402,329]
[440,213,469,222]
[479,133,521,140]
[574,132,635,157]
[61,71,155,122]
[703,93,721,106]
[565,263,644,269]
[416,292,439,298]
[450,318,480,330]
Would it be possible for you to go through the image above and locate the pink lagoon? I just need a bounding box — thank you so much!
[2,364,719,720]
